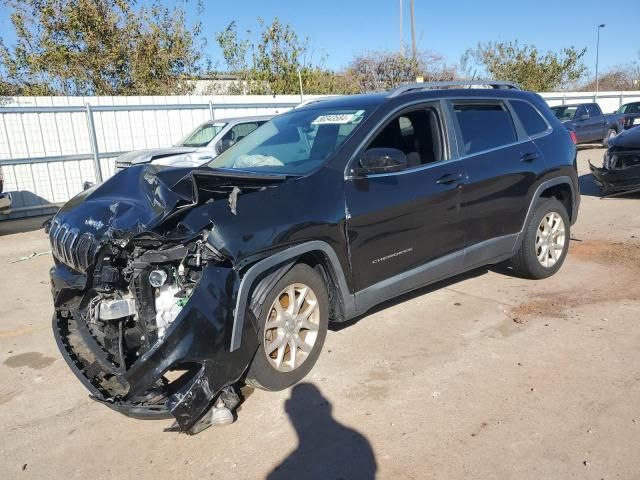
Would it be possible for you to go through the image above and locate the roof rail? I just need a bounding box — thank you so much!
[387,81,521,98]
[293,96,336,109]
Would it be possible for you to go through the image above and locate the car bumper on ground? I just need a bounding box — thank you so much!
[589,161,640,196]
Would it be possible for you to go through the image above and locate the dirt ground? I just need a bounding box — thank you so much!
[1,148,639,479]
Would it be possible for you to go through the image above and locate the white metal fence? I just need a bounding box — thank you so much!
[0,95,303,219]
[1,91,640,220]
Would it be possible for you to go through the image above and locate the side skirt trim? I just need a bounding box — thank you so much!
[353,233,518,315]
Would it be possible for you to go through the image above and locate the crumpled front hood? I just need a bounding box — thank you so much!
[52,165,289,250]
[116,147,198,166]
[609,126,640,149]
[55,165,196,239]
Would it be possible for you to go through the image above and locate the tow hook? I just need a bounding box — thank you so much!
[211,397,234,426]
[168,385,241,434]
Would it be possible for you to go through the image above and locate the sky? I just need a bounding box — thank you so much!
[1,0,638,78]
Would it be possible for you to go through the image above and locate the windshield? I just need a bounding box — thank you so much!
[617,103,640,114]
[178,122,226,147]
[207,107,369,174]
[550,106,577,121]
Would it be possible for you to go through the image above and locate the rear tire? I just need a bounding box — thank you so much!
[245,264,329,391]
[510,198,570,279]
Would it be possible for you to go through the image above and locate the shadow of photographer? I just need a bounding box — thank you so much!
[267,383,377,480]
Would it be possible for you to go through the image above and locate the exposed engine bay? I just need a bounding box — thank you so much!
[78,232,218,393]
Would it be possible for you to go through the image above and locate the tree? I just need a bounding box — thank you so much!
[581,63,640,91]
[213,19,457,95]
[582,68,639,91]
[214,18,351,95]
[0,0,205,96]
[462,41,587,91]
[344,49,456,93]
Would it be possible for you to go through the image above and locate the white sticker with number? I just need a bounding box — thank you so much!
[312,110,365,125]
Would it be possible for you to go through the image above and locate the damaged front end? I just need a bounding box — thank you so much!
[48,165,283,433]
[590,129,640,196]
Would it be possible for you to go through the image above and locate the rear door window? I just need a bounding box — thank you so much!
[586,104,601,117]
[452,103,517,155]
[510,100,549,137]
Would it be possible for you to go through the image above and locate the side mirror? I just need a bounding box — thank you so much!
[578,113,589,121]
[357,148,407,175]
[217,139,235,154]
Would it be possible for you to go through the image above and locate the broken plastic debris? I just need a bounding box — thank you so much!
[10,250,51,263]
[228,187,240,215]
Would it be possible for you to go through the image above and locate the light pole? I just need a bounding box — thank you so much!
[595,24,605,94]
[410,0,417,59]
[399,0,403,54]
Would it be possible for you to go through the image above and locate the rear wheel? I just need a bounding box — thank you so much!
[510,198,570,279]
[245,263,329,391]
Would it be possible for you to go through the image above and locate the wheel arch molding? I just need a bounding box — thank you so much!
[230,241,354,352]
[515,175,577,251]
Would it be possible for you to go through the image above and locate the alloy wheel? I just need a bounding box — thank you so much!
[263,283,320,372]
[535,211,566,268]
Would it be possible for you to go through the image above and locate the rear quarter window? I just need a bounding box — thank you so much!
[453,103,517,155]
[510,100,549,137]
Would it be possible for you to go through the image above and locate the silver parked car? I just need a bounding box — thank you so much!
[0,165,11,216]
[115,115,273,171]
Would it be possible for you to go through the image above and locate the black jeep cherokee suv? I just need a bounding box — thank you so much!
[48,81,579,433]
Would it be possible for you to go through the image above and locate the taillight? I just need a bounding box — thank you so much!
[569,130,577,144]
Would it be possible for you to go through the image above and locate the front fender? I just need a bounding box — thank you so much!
[229,240,356,352]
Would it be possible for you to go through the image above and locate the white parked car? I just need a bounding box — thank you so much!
[114,115,273,171]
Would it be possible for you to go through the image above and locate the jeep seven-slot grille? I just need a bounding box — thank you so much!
[49,219,96,272]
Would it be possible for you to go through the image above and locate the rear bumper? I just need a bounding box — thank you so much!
[51,264,259,432]
[0,192,11,215]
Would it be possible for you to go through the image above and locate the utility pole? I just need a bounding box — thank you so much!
[410,0,417,59]
[399,0,403,54]
[595,24,605,94]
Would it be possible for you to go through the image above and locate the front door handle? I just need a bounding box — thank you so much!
[521,153,539,163]
[436,172,464,185]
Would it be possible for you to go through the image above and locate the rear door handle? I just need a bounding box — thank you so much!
[435,172,464,185]
[521,153,539,163]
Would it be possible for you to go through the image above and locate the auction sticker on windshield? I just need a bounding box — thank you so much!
[312,110,365,125]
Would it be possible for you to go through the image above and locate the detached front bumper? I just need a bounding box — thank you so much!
[590,161,640,196]
[0,192,11,216]
[51,265,259,433]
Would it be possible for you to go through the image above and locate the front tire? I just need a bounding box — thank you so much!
[245,263,329,391]
[603,128,617,147]
[510,198,570,279]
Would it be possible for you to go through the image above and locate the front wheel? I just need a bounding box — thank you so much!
[603,128,617,147]
[245,263,329,391]
[510,198,570,279]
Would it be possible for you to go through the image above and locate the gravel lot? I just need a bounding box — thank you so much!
[1,148,639,479]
